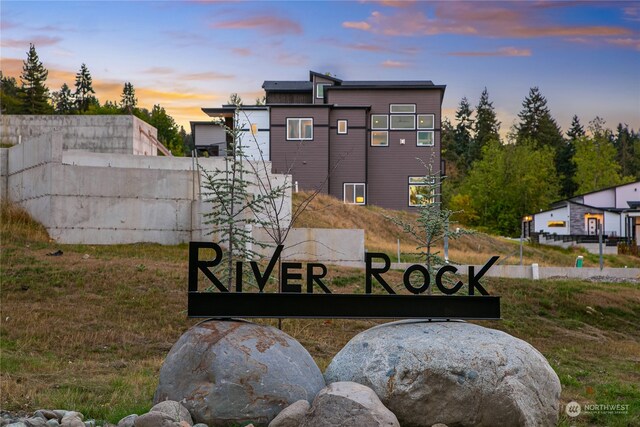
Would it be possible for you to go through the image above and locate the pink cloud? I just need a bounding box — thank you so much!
[231,47,252,56]
[448,47,532,57]
[213,14,302,35]
[1,36,62,48]
[607,37,640,50]
[381,60,410,68]
[342,21,372,31]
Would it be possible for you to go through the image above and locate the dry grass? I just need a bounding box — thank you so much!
[1,202,50,244]
[292,191,640,268]
[1,202,639,425]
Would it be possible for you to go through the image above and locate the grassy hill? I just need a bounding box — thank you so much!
[293,191,640,268]
[1,202,639,426]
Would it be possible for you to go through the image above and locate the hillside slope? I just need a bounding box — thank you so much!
[292,192,640,267]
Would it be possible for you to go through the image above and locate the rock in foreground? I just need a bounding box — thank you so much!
[155,320,325,426]
[324,320,561,427]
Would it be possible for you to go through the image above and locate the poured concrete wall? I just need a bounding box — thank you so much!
[252,227,364,262]
[1,115,157,155]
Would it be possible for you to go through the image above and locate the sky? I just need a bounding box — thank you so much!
[1,0,639,138]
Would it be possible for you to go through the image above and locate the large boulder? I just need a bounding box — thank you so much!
[155,320,325,426]
[324,320,561,427]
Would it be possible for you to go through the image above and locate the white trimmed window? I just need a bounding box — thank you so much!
[390,115,416,130]
[371,115,388,129]
[344,183,366,205]
[316,83,330,99]
[390,104,416,113]
[417,131,434,146]
[337,120,348,134]
[417,114,435,129]
[409,176,435,206]
[287,118,313,141]
[371,131,388,146]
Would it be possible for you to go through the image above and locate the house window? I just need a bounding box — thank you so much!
[390,115,416,130]
[371,131,388,146]
[337,120,348,134]
[547,221,566,227]
[371,115,388,129]
[250,123,258,135]
[417,114,434,129]
[316,83,330,99]
[344,183,366,205]
[287,118,313,141]
[390,104,416,113]
[417,131,434,146]
[409,176,435,206]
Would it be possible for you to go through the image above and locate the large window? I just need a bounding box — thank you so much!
[390,115,416,130]
[371,131,388,146]
[287,118,313,141]
[344,183,366,205]
[409,176,435,206]
[417,114,434,129]
[337,120,348,134]
[390,104,416,113]
[316,83,330,99]
[417,131,434,146]
[371,115,388,129]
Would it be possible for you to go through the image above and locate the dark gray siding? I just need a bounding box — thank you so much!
[270,106,331,193]
[327,88,443,210]
[267,92,312,104]
[328,109,367,201]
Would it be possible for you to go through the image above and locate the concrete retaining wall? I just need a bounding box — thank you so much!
[1,115,158,155]
[332,260,640,281]
[252,227,364,262]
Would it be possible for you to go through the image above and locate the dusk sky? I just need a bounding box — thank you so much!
[1,0,639,137]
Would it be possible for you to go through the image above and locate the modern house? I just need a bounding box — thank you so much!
[525,180,640,249]
[192,71,445,211]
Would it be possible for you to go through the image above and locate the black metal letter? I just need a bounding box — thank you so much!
[468,256,499,295]
[235,261,243,292]
[251,245,283,292]
[365,252,396,294]
[435,265,463,295]
[189,241,227,292]
[306,263,330,294]
[402,264,430,294]
[282,262,302,293]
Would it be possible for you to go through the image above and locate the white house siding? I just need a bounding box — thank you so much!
[615,181,640,209]
[237,109,270,161]
[194,123,227,155]
[534,205,569,234]
[583,188,615,208]
[604,211,621,236]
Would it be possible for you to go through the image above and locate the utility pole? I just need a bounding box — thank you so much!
[598,221,604,271]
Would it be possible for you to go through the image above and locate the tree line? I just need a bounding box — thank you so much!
[0,44,191,156]
[443,87,640,236]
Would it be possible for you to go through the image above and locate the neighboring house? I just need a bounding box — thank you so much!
[525,180,640,248]
[192,70,445,211]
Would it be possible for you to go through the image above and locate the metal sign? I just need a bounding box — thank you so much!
[188,242,501,320]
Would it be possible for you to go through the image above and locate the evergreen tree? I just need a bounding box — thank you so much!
[614,123,635,178]
[52,83,74,114]
[19,44,52,114]
[120,82,137,113]
[179,126,193,154]
[573,117,626,194]
[556,115,584,198]
[452,97,474,174]
[515,87,563,150]
[567,115,585,140]
[0,72,23,114]
[74,63,95,112]
[473,87,500,159]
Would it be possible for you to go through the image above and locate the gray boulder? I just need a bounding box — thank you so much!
[115,415,137,427]
[154,320,325,426]
[268,400,310,427]
[149,401,192,425]
[301,382,399,427]
[324,320,561,427]
[133,412,179,427]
